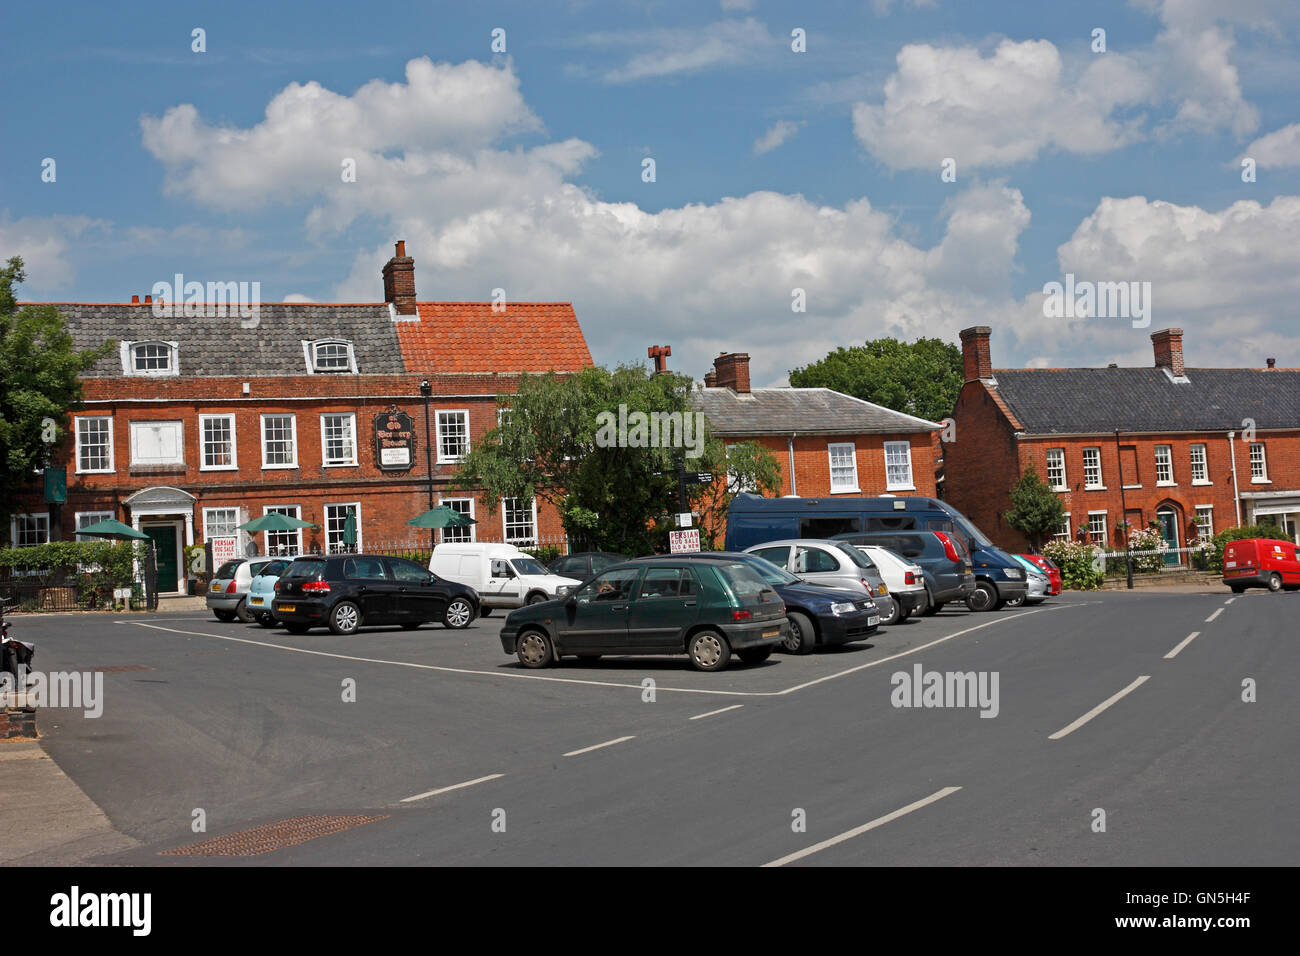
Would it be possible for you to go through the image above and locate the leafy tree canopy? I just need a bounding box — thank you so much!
[788,336,962,422]
[1003,463,1066,551]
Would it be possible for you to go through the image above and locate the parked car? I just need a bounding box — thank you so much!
[743,539,899,625]
[1223,538,1300,592]
[1018,554,1062,595]
[547,552,629,586]
[725,493,1028,611]
[272,554,480,634]
[430,543,580,613]
[1006,555,1050,606]
[499,556,789,671]
[207,558,277,622]
[641,551,879,654]
[835,530,975,614]
[246,557,297,627]
[851,545,929,625]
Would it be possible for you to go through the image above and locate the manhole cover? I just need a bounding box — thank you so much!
[159,814,389,857]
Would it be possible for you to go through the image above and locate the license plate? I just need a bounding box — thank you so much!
[868,616,880,626]
[762,628,779,638]
[279,604,295,613]
[249,597,264,605]
[1226,561,1236,568]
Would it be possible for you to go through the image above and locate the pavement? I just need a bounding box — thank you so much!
[3,586,1294,865]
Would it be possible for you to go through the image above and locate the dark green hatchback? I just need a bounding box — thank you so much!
[499,557,789,671]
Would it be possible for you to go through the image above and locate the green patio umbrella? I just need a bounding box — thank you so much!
[75,517,151,540]
[407,505,477,529]
[238,513,318,532]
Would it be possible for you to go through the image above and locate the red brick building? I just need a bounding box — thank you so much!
[10,242,592,594]
[944,326,1300,556]
[686,350,940,539]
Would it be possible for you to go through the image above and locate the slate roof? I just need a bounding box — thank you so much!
[690,387,940,437]
[397,303,592,374]
[44,303,404,378]
[991,368,1300,434]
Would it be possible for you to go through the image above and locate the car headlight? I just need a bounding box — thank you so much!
[831,601,856,615]
[1005,568,1024,579]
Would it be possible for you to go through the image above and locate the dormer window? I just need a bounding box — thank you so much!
[121,341,179,376]
[303,339,357,374]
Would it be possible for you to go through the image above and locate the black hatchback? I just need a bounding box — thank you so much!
[272,554,479,635]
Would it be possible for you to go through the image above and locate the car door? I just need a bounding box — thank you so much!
[486,558,522,605]
[626,567,701,651]
[793,545,843,588]
[559,567,641,653]
[750,545,792,571]
[343,556,397,624]
[386,558,445,623]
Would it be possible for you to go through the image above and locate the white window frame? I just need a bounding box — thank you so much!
[1154,445,1174,486]
[260,414,298,469]
[10,513,50,548]
[1045,448,1067,491]
[262,505,303,556]
[437,410,471,464]
[884,441,915,492]
[502,497,538,547]
[199,413,238,471]
[324,502,362,554]
[320,413,358,467]
[75,416,114,474]
[1195,505,1214,539]
[1250,442,1269,482]
[129,420,185,466]
[1087,510,1108,547]
[302,339,358,375]
[1082,447,1104,489]
[202,507,241,542]
[74,511,114,540]
[828,442,860,494]
[438,497,476,544]
[1053,513,1072,542]
[1189,443,1210,485]
[120,340,180,377]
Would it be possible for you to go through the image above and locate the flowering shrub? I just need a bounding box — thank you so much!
[1120,526,1168,573]
[1041,540,1105,590]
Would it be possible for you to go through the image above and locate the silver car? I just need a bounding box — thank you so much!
[745,539,899,625]
[206,558,275,622]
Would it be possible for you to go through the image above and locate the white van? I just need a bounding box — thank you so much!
[429,543,582,613]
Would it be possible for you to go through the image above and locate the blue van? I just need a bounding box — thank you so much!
[724,494,1027,611]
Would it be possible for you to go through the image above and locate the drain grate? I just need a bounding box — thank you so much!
[159,813,389,857]
[91,665,155,673]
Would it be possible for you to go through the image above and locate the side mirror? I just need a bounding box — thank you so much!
[565,595,577,609]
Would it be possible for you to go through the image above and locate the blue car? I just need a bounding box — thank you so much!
[640,551,880,655]
[245,557,298,627]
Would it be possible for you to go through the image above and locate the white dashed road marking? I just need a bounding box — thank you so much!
[400,774,505,804]
[1049,676,1150,740]
[1205,608,1224,623]
[563,736,635,758]
[1165,632,1200,660]
[689,704,744,720]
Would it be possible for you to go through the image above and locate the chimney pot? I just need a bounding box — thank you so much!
[131,295,140,305]
[144,294,152,305]
[1266,357,1276,369]
[1150,327,1185,377]
[703,370,718,387]
[382,239,418,316]
[712,351,751,393]
[395,240,406,258]
[959,326,993,382]
[648,344,672,374]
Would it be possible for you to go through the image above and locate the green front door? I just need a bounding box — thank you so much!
[145,524,180,593]
[1157,510,1179,566]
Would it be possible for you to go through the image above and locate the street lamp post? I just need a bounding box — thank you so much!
[420,380,435,553]
[1115,428,1133,589]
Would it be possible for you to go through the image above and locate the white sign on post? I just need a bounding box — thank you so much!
[669,529,700,554]
[677,512,693,528]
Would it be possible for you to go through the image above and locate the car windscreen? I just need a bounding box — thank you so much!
[214,561,242,580]
[716,563,770,598]
[735,554,800,586]
[256,560,289,578]
[511,558,546,576]
[285,559,324,579]
[839,544,876,569]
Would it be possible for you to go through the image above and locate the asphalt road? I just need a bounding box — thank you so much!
[13,587,1296,866]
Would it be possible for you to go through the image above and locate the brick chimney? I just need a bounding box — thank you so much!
[1151,328,1185,377]
[712,352,751,393]
[382,240,417,316]
[703,370,717,387]
[959,326,993,382]
[648,344,672,374]
[131,295,140,305]
[1266,357,1276,370]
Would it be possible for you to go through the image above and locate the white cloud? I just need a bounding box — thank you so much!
[753,120,803,154]
[0,215,105,294]
[720,0,754,10]
[1240,122,1300,168]
[872,0,938,15]
[571,18,777,83]
[282,293,315,303]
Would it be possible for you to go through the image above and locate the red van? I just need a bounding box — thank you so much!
[1222,538,1300,593]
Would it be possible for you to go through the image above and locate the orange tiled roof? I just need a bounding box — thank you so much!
[396,302,593,374]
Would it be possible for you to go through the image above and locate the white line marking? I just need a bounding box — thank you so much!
[1225,598,1236,605]
[563,736,635,757]
[1165,632,1200,660]
[400,773,504,804]
[1049,676,1150,740]
[762,787,962,867]
[1205,608,1223,623]
[690,704,744,721]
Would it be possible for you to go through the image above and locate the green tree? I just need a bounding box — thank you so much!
[0,257,113,529]
[452,365,781,555]
[788,336,962,422]
[1003,463,1066,551]
[693,438,783,550]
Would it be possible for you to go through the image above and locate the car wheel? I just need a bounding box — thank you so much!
[257,613,278,629]
[687,630,730,672]
[328,601,362,635]
[400,622,422,630]
[1266,572,1283,592]
[782,611,815,654]
[1005,593,1026,608]
[283,623,310,634]
[966,582,998,612]
[212,609,236,623]
[516,630,554,668]
[234,598,253,623]
[526,592,548,605]
[898,606,912,622]
[444,598,474,629]
[879,598,901,626]
[738,646,773,665]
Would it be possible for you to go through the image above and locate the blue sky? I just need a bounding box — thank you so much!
[3,0,1299,384]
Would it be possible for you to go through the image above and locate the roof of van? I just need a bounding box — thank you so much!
[727,493,946,512]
